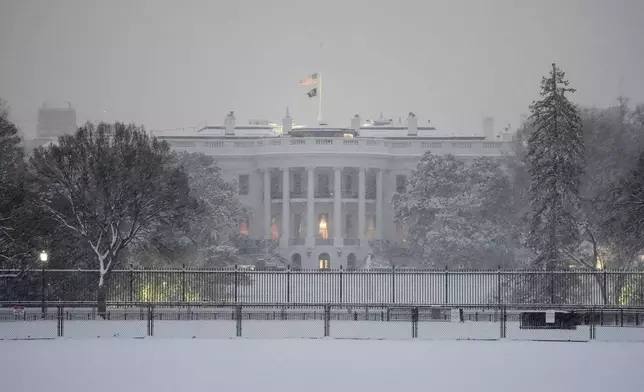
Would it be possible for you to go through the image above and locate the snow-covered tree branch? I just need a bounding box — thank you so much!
[29,122,188,315]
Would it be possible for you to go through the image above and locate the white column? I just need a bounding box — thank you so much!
[334,167,342,246]
[306,167,315,247]
[280,168,290,247]
[376,169,383,240]
[358,168,366,244]
[263,168,271,239]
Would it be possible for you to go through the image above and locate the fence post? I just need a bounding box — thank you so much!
[128,264,134,303]
[234,265,239,303]
[235,305,242,337]
[41,266,46,319]
[287,265,291,303]
[339,266,343,303]
[57,306,64,337]
[499,306,507,339]
[181,264,186,303]
[324,305,331,337]
[589,309,596,340]
[392,265,396,304]
[602,269,607,305]
[411,307,419,338]
[147,305,154,337]
[497,266,502,306]
[550,271,555,305]
[444,266,449,305]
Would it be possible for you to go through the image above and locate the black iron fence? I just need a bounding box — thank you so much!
[1,268,644,306]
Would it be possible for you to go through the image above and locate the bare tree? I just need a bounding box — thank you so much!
[30,122,188,315]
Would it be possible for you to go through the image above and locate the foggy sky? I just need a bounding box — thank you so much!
[1,0,643,138]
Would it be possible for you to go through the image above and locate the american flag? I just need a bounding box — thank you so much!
[299,73,318,86]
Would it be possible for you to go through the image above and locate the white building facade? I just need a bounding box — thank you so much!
[153,111,513,270]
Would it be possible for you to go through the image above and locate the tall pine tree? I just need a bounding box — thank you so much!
[527,63,584,271]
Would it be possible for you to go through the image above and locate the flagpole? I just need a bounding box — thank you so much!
[317,42,323,125]
[318,72,323,124]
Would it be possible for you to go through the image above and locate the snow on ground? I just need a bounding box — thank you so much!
[2,320,643,341]
[1,338,643,392]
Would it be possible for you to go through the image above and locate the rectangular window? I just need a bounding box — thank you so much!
[271,174,281,197]
[343,173,352,194]
[270,215,280,240]
[318,213,329,239]
[345,214,353,238]
[317,173,330,196]
[239,219,249,236]
[293,213,303,239]
[238,174,249,195]
[396,175,407,193]
[293,172,303,196]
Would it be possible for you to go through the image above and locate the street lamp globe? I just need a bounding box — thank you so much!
[39,251,48,263]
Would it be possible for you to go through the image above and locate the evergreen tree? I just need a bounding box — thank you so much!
[526,63,584,270]
[393,152,515,269]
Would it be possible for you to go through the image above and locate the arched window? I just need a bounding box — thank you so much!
[347,253,357,270]
[318,253,330,270]
[291,253,302,270]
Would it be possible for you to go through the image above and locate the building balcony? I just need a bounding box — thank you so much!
[290,191,306,199]
[315,238,333,246]
[158,136,512,158]
[342,190,358,199]
[343,238,360,246]
[288,238,305,246]
[315,190,332,199]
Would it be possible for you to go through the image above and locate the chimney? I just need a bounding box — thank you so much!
[282,108,292,136]
[225,111,235,135]
[483,116,495,140]
[407,112,418,136]
[351,114,361,134]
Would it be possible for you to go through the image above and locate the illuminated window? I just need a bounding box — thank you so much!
[239,219,249,236]
[366,215,375,239]
[318,253,330,269]
[271,217,280,240]
[318,214,328,239]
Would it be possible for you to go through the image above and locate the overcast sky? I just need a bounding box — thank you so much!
[1,0,643,137]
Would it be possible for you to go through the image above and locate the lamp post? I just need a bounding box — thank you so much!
[39,251,48,318]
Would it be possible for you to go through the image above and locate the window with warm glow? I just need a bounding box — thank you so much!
[271,217,279,240]
[239,219,249,236]
[318,214,328,239]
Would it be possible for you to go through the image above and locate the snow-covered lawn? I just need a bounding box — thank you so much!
[2,319,643,341]
[1,338,642,392]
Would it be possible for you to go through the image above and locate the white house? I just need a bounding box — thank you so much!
[152,111,514,270]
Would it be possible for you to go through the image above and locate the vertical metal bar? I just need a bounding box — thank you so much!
[497,267,502,306]
[550,271,555,305]
[129,264,134,303]
[339,266,343,303]
[57,306,64,337]
[236,305,242,337]
[234,265,239,303]
[411,307,419,338]
[392,266,396,304]
[324,305,331,337]
[287,266,291,303]
[444,267,449,305]
[181,264,186,303]
[41,267,46,318]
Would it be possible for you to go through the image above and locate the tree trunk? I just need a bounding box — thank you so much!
[97,271,110,319]
[97,283,108,319]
